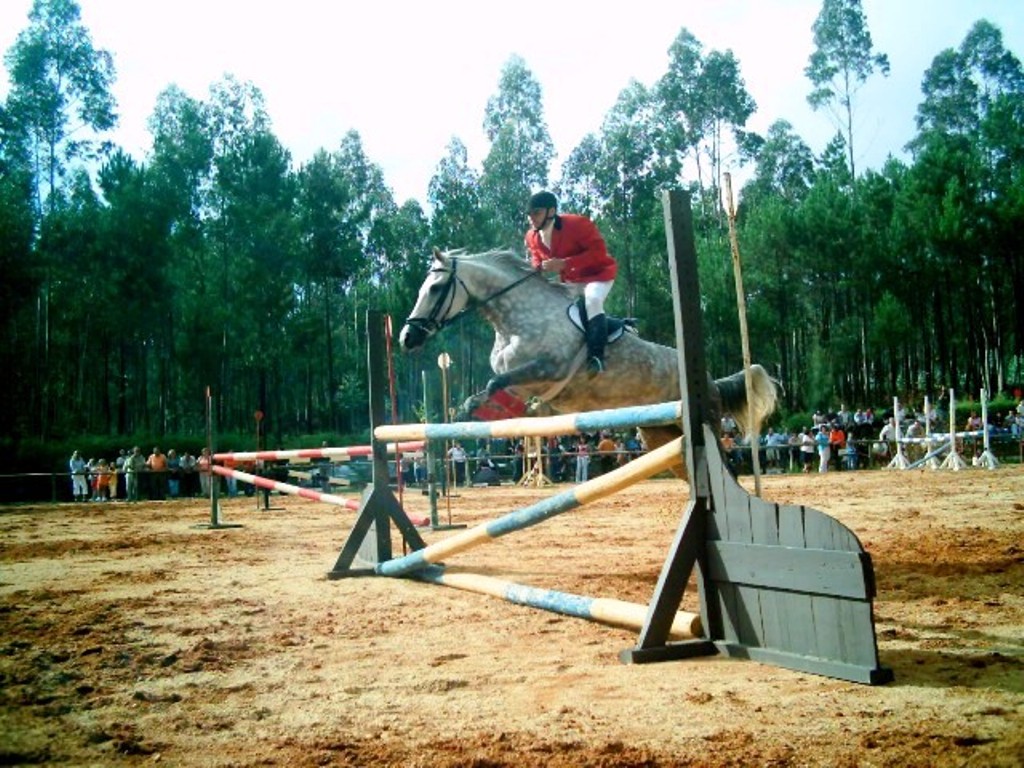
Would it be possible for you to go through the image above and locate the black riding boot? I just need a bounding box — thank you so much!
[585,313,608,376]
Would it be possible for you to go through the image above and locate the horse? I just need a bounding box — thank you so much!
[398,249,778,479]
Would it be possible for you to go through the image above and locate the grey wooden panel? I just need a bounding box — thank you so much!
[721,470,753,543]
[773,592,818,658]
[714,641,893,685]
[713,581,742,644]
[810,594,841,660]
[835,599,885,668]
[749,497,780,546]
[733,584,765,646]
[754,586,787,651]
[778,504,807,547]
[705,445,728,542]
[803,505,853,551]
[706,541,873,600]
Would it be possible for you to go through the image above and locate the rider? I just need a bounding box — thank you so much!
[524,191,617,375]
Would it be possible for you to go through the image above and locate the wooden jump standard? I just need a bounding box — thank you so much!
[616,190,892,684]
[330,190,892,685]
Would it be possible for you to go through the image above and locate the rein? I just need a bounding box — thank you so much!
[404,257,540,335]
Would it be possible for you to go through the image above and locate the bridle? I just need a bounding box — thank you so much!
[403,256,540,336]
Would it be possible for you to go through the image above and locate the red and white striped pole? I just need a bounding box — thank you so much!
[212,442,423,463]
[210,464,429,526]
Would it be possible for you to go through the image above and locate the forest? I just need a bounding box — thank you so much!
[1,0,1022,465]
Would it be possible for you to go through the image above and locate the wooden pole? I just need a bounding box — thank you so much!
[724,173,762,496]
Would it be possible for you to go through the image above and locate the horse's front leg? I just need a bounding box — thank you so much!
[455,356,566,421]
[485,356,566,395]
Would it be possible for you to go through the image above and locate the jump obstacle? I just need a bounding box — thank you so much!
[885,389,1000,471]
[210,441,430,527]
[330,190,892,685]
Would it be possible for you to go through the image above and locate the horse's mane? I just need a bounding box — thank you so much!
[442,248,574,299]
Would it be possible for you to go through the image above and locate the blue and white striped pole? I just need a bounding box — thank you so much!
[413,566,700,639]
[375,437,683,576]
[374,400,682,443]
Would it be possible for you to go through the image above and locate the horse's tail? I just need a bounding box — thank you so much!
[713,364,779,436]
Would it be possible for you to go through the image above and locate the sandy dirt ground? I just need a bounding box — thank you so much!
[1,465,1023,767]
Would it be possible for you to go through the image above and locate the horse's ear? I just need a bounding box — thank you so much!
[432,246,448,265]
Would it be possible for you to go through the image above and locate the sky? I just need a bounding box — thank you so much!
[1,0,1022,206]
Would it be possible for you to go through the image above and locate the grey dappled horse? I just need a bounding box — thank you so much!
[398,249,777,478]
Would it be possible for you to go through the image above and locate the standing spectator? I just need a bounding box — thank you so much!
[413,453,427,486]
[721,432,740,473]
[625,431,642,461]
[124,446,146,502]
[720,413,738,435]
[815,425,831,473]
[93,460,113,501]
[905,419,925,461]
[765,428,789,471]
[69,450,88,502]
[85,458,98,499]
[166,449,181,498]
[197,448,213,497]
[799,429,816,473]
[614,437,628,468]
[844,441,860,471]
[574,436,591,483]
[447,441,468,487]
[596,432,616,475]
[179,451,197,497]
[147,447,168,500]
[877,418,897,462]
[828,423,846,471]
[836,404,852,429]
[399,454,414,487]
[112,448,127,500]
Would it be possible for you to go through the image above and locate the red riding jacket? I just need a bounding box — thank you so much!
[525,214,617,284]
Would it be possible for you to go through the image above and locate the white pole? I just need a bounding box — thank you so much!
[924,395,940,470]
[979,388,1000,469]
[887,396,910,469]
[941,388,968,470]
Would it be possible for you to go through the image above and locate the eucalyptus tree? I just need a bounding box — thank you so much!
[202,77,297,438]
[805,0,889,180]
[32,169,107,436]
[737,120,816,406]
[365,199,442,423]
[0,109,37,437]
[294,130,395,434]
[95,150,178,434]
[428,137,493,250]
[3,0,116,438]
[740,120,815,208]
[426,137,509,407]
[908,20,1024,395]
[2,0,116,216]
[479,55,555,247]
[144,85,221,431]
[655,28,756,220]
[590,80,675,325]
[557,133,603,217]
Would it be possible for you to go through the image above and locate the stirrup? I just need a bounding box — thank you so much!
[586,356,605,375]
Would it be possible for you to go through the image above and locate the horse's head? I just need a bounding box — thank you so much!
[399,248,472,351]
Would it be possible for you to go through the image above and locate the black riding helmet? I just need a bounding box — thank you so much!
[527,190,557,212]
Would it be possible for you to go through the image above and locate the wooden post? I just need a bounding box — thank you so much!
[724,173,762,496]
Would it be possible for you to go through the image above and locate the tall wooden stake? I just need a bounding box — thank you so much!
[724,173,762,496]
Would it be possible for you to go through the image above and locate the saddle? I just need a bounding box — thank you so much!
[567,298,637,342]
